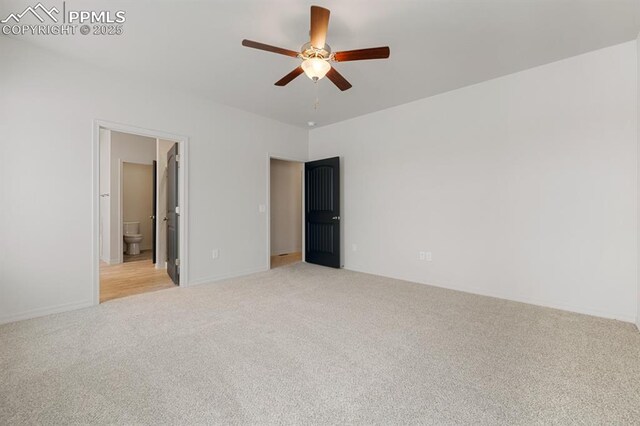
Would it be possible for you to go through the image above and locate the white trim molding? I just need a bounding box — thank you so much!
[0,300,94,325]
[345,266,637,324]
[189,267,269,287]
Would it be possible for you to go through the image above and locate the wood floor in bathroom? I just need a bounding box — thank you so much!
[100,251,176,303]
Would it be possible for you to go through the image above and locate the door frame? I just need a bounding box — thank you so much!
[92,120,190,305]
[152,159,157,265]
[266,153,306,269]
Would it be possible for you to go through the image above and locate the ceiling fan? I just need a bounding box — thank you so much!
[242,5,390,91]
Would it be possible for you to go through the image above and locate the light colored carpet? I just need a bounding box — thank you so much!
[1,263,639,425]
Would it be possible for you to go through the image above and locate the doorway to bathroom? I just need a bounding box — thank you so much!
[94,121,188,303]
[269,157,304,269]
[122,161,154,263]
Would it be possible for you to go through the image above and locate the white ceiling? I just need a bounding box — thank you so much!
[3,0,639,128]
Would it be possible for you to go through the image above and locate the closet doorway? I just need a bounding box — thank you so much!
[269,158,304,269]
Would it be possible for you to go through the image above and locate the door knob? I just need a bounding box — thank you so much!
[332,216,341,220]
[163,217,168,222]
[149,215,156,220]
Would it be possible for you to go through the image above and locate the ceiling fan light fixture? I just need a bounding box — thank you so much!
[241,6,390,91]
[301,57,331,81]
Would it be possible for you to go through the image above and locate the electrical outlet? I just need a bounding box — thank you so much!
[352,243,357,252]
[212,249,220,260]
[418,251,432,261]
[258,204,266,213]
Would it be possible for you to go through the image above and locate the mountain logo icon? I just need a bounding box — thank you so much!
[1,3,59,24]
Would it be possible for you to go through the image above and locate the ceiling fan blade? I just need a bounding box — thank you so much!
[310,6,330,49]
[275,66,304,86]
[242,39,299,58]
[333,46,390,62]
[325,67,352,91]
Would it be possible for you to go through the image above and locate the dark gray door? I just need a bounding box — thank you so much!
[152,160,157,264]
[167,144,179,285]
[305,156,340,268]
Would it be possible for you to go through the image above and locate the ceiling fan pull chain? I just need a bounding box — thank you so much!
[313,80,320,111]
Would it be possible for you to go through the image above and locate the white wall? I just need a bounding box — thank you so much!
[108,131,156,261]
[0,37,308,323]
[310,42,638,322]
[122,163,154,251]
[98,128,111,262]
[156,139,175,269]
[270,159,303,256]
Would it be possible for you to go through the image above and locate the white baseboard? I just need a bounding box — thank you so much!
[1,267,268,324]
[0,299,94,325]
[344,266,637,324]
[188,266,268,287]
[3,267,632,328]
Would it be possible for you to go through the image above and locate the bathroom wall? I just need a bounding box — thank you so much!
[270,159,303,256]
[107,131,157,262]
[156,139,175,268]
[122,163,154,252]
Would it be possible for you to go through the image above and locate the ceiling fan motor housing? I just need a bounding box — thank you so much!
[300,42,332,61]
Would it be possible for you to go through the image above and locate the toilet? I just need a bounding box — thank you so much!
[123,222,144,255]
